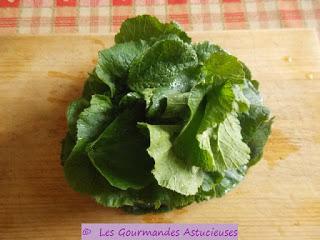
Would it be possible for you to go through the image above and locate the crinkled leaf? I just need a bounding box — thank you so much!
[242,79,263,105]
[240,105,273,166]
[198,166,246,199]
[96,41,148,96]
[192,83,236,171]
[232,84,250,113]
[140,123,204,196]
[202,52,245,86]
[193,41,224,63]
[212,114,250,172]
[175,83,235,171]
[174,54,246,169]
[128,37,198,93]
[115,15,191,44]
[239,79,273,165]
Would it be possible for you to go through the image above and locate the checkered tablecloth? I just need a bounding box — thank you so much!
[0,0,319,35]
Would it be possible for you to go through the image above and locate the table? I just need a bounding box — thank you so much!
[0,0,319,35]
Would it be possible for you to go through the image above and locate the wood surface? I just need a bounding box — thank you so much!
[0,29,319,240]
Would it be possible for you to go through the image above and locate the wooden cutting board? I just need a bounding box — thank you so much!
[0,29,319,240]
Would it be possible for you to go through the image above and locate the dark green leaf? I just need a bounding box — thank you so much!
[240,106,273,166]
[77,94,113,141]
[88,108,153,190]
[64,140,110,195]
[128,37,198,93]
[115,15,191,44]
[82,71,109,100]
[96,41,148,96]
[66,98,89,138]
[60,132,75,165]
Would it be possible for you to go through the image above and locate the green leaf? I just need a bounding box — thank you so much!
[115,15,191,44]
[64,95,115,194]
[160,91,189,122]
[193,41,223,63]
[146,187,194,211]
[242,79,262,105]
[174,99,206,168]
[239,79,273,165]
[77,94,113,141]
[94,182,196,212]
[82,71,110,100]
[60,132,75,165]
[140,123,204,196]
[118,92,143,109]
[174,83,235,171]
[133,184,196,213]
[128,37,198,93]
[64,140,110,195]
[212,113,250,172]
[88,108,153,190]
[196,114,250,173]
[202,52,245,86]
[66,98,89,138]
[96,41,148,96]
[232,84,250,113]
[200,83,235,126]
[143,88,189,123]
[173,82,208,165]
[240,105,273,166]
[176,85,250,173]
[94,191,136,208]
[198,166,246,199]
[240,61,252,81]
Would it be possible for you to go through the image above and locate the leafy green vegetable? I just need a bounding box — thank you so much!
[61,15,273,213]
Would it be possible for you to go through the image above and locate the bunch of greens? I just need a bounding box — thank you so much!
[61,15,273,213]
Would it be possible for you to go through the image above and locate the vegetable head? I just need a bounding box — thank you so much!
[61,15,273,213]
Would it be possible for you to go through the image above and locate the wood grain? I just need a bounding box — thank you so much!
[0,29,319,240]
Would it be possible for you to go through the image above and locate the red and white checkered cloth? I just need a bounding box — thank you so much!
[0,0,319,35]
